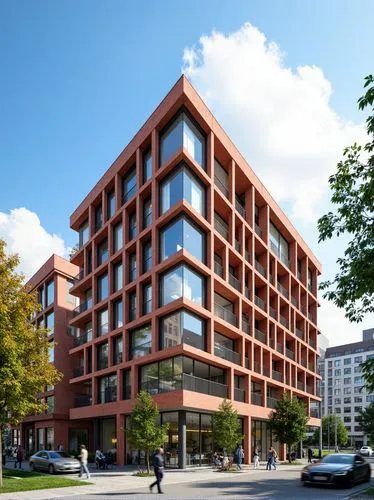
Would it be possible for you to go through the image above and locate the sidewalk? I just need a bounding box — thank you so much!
[0,462,306,500]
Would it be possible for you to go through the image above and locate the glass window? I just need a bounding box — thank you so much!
[214,159,229,198]
[335,369,341,376]
[160,216,205,263]
[269,222,289,267]
[143,283,152,315]
[85,321,93,342]
[97,239,108,266]
[334,360,341,367]
[160,310,205,350]
[113,299,123,329]
[160,165,205,216]
[38,286,45,309]
[46,396,55,413]
[97,273,108,302]
[84,288,93,310]
[123,370,131,400]
[354,376,363,384]
[129,212,137,241]
[97,342,108,370]
[113,262,123,292]
[130,325,152,359]
[45,311,54,336]
[95,204,103,232]
[143,241,152,273]
[344,368,351,375]
[97,309,108,336]
[122,167,136,204]
[107,190,115,219]
[344,377,351,385]
[113,336,123,365]
[48,343,54,363]
[344,358,352,365]
[129,253,136,282]
[46,280,54,306]
[308,269,313,290]
[143,149,152,183]
[355,356,363,363]
[160,264,204,307]
[129,291,136,322]
[160,112,205,169]
[66,279,77,305]
[113,223,123,252]
[143,199,152,228]
[98,375,117,404]
[79,220,89,248]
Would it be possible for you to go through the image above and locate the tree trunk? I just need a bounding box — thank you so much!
[288,444,291,463]
[0,427,3,488]
[146,451,149,474]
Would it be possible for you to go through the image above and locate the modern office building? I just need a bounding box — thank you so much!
[322,328,374,448]
[67,76,322,466]
[12,255,91,452]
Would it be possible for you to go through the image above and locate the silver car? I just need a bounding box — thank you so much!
[29,450,81,474]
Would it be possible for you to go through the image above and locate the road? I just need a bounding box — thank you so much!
[49,467,373,500]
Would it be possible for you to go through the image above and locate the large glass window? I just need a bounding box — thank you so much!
[122,167,136,204]
[130,325,152,359]
[97,239,108,266]
[160,112,205,169]
[45,311,54,336]
[160,264,204,307]
[107,190,115,220]
[113,262,123,292]
[79,220,89,248]
[143,241,152,273]
[143,283,152,315]
[143,199,152,229]
[48,343,54,363]
[123,370,131,400]
[143,149,152,183]
[129,253,136,282]
[214,159,229,198]
[160,165,205,216]
[46,280,54,306]
[113,299,123,329]
[129,212,137,241]
[129,291,136,322]
[160,216,205,262]
[269,223,289,267]
[113,336,123,365]
[46,396,55,413]
[97,342,108,370]
[160,310,205,350]
[38,286,44,309]
[97,273,108,302]
[98,375,117,404]
[113,223,123,252]
[97,309,109,337]
[95,204,103,232]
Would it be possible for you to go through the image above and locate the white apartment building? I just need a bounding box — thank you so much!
[322,328,374,448]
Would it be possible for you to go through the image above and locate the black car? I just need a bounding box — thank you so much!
[301,453,371,488]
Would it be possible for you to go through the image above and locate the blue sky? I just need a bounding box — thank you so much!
[0,0,373,344]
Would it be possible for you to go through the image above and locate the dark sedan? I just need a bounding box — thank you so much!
[301,453,371,488]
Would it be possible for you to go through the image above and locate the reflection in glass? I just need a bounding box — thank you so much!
[161,310,205,350]
[160,165,205,216]
[160,216,204,262]
[130,325,152,359]
[160,264,204,306]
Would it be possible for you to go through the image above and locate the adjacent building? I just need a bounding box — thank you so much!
[322,329,374,448]
[67,75,322,466]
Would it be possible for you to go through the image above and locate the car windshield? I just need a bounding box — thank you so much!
[49,452,69,459]
[321,455,353,464]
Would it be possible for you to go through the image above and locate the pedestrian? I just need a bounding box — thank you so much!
[235,445,244,470]
[14,445,24,469]
[149,447,164,494]
[253,447,260,469]
[78,444,90,479]
[334,445,339,453]
[57,443,64,452]
[307,447,313,463]
[266,447,274,470]
[272,448,278,470]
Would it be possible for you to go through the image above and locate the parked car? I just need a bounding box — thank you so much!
[360,446,373,457]
[301,453,371,488]
[29,450,80,474]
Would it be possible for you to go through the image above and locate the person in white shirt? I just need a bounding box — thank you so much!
[78,444,90,479]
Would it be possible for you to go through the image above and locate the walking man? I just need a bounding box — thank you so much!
[235,445,244,470]
[14,445,24,470]
[78,444,91,479]
[149,447,164,494]
[307,447,313,463]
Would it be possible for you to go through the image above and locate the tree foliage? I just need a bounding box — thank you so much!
[0,239,62,486]
[358,402,374,444]
[312,415,349,447]
[317,74,374,323]
[212,399,243,455]
[268,394,308,462]
[127,391,169,472]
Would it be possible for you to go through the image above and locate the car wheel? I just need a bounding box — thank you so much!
[365,470,371,483]
[48,464,55,475]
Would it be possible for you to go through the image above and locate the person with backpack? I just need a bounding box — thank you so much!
[149,448,164,494]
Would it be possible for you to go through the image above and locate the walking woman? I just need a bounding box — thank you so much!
[253,447,260,469]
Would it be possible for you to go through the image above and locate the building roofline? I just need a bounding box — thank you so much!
[26,254,79,291]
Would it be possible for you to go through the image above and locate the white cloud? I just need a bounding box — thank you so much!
[0,208,69,281]
[182,22,366,222]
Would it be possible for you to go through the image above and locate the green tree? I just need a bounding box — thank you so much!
[358,403,374,444]
[212,399,244,458]
[268,394,308,462]
[312,415,349,447]
[0,240,61,487]
[317,74,374,324]
[127,391,169,473]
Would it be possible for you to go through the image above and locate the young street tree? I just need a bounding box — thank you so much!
[312,415,348,447]
[0,240,61,486]
[268,394,308,462]
[358,403,374,444]
[127,391,169,473]
[212,399,244,459]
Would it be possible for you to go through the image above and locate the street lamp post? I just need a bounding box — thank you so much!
[334,415,338,451]
[319,400,322,459]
